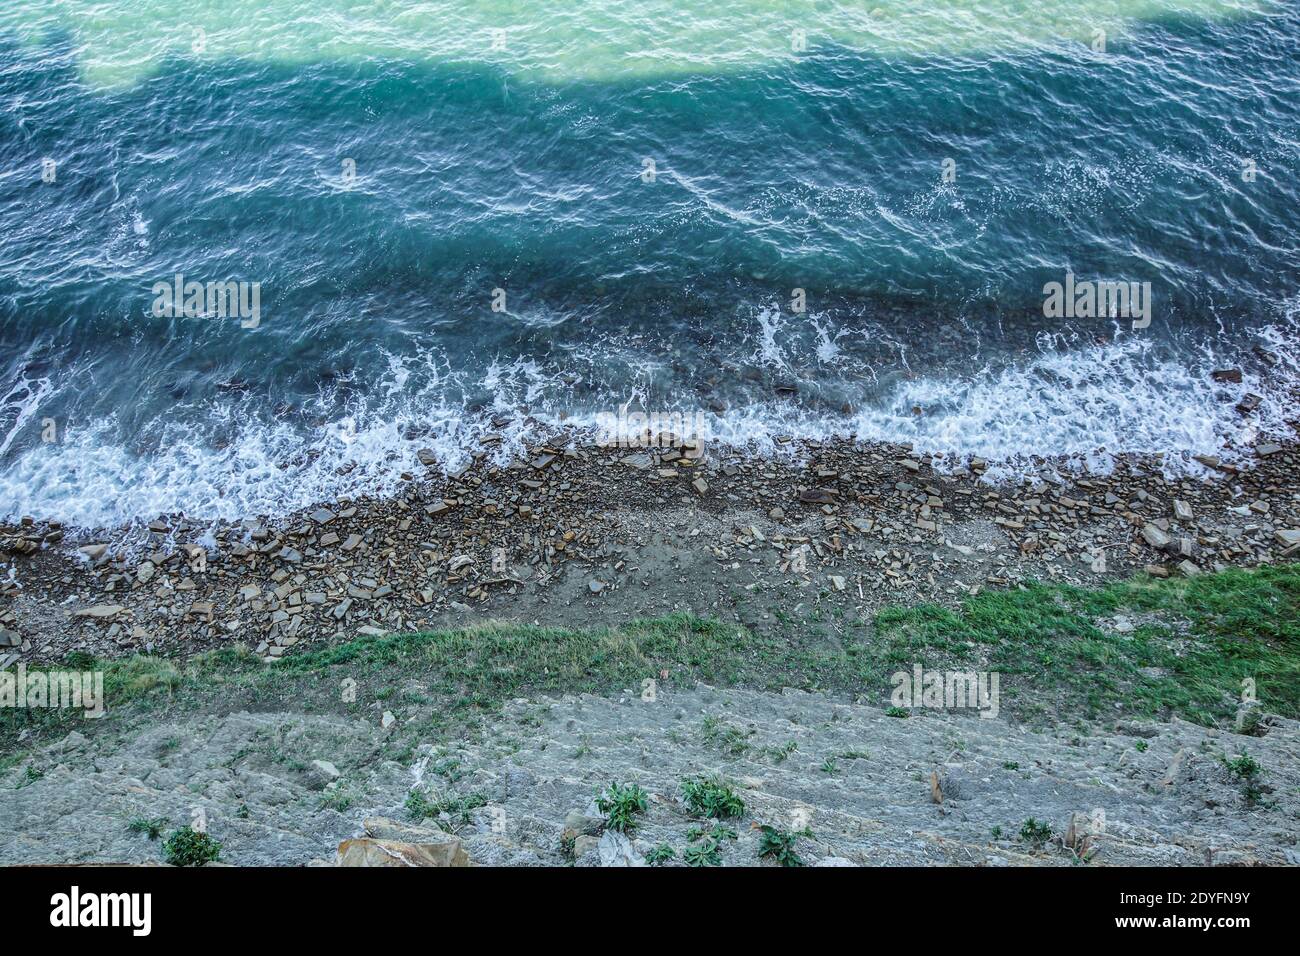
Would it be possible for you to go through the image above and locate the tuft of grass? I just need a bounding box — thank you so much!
[1224,751,1267,805]
[5,565,1299,759]
[1019,818,1053,849]
[596,782,649,834]
[405,789,488,826]
[680,776,745,819]
[127,816,169,840]
[162,827,221,867]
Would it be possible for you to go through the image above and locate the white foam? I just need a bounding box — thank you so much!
[2,312,1296,530]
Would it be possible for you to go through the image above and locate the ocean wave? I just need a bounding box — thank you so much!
[2,310,1295,529]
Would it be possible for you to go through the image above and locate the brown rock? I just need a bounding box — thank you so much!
[336,837,469,867]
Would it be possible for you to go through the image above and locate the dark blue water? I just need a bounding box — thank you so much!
[2,3,1299,526]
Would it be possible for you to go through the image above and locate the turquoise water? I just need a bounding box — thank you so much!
[2,1,1299,525]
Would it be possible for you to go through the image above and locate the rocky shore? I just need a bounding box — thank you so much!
[3,427,1299,668]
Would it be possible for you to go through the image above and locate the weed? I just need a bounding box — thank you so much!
[680,776,745,819]
[645,843,676,865]
[127,816,168,840]
[596,782,649,834]
[162,827,222,867]
[1019,818,1053,848]
[756,824,810,867]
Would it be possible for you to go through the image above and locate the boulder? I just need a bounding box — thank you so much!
[336,837,469,867]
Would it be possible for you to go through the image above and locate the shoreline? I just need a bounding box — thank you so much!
[3,429,1299,667]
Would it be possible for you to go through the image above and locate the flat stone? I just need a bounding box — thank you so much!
[73,605,125,620]
[336,838,468,867]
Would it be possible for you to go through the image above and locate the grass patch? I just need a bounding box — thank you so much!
[3,565,1298,762]
[127,816,169,840]
[868,564,1300,725]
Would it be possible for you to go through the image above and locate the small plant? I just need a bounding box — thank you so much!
[756,824,810,867]
[700,716,753,756]
[1236,709,1265,737]
[405,789,488,826]
[319,790,353,812]
[1224,752,1261,781]
[127,816,169,840]
[1002,761,1019,771]
[645,843,676,865]
[763,740,798,764]
[680,776,745,819]
[17,765,44,788]
[1019,818,1053,848]
[431,757,464,782]
[683,840,722,867]
[990,825,1003,841]
[821,757,838,775]
[1135,740,1148,753]
[683,823,735,866]
[1224,752,1266,805]
[162,826,222,867]
[597,782,649,834]
[885,706,910,718]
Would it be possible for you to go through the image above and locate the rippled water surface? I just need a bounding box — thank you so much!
[1,1,1298,525]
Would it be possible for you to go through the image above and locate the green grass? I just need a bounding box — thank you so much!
[4,565,1299,765]
[404,789,488,826]
[867,564,1300,724]
[127,816,169,840]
